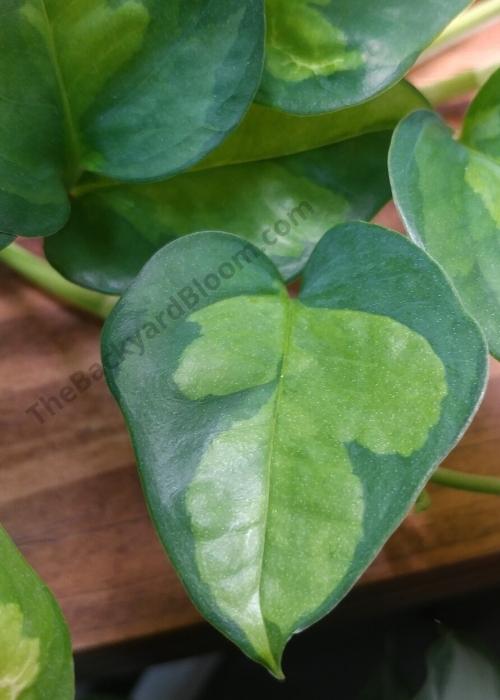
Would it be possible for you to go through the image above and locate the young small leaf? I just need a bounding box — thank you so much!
[259,0,469,114]
[0,525,74,699]
[389,69,500,358]
[102,224,487,675]
[0,0,264,236]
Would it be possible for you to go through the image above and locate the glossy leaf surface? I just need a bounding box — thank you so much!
[389,70,500,358]
[199,81,427,167]
[259,0,469,114]
[46,132,392,293]
[0,0,264,237]
[0,525,74,699]
[102,224,487,675]
[45,82,427,294]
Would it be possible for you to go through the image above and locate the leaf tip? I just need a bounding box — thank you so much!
[265,658,285,681]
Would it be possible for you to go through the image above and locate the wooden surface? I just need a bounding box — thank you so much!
[1,19,500,658]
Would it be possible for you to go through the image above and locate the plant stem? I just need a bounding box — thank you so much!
[431,467,500,496]
[421,62,498,105]
[419,0,500,64]
[0,243,117,319]
[415,489,432,513]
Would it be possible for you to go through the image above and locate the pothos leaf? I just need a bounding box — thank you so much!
[0,0,264,237]
[0,525,74,699]
[101,224,487,676]
[45,82,427,294]
[389,69,500,359]
[45,132,393,293]
[198,81,428,168]
[259,0,469,114]
[416,635,500,700]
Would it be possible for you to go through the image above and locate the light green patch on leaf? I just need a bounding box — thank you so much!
[265,0,362,82]
[258,0,469,114]
[0,603,40,700]
[174,296,286,399]
[389,75,500,358]
[172,295,446,672]
[0,526,74,699]
[175,298,447,456]
[102,226,487,676]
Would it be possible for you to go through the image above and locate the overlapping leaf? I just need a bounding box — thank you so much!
[102,224,487,676]
[45,82,427,294]
[389,69,500,359]
[259,0,469,114]
[45,132,392,293]
[0,0,264,237]
[0,525,74,699]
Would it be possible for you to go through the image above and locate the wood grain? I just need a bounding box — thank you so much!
[1,18,500,658]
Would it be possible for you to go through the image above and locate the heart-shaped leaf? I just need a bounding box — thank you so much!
[102,223,487,676]
[0,0,264,237]
[259,0,469,114]
[389,69,500,359]
[45,82,427,294]
[0,525,74,699]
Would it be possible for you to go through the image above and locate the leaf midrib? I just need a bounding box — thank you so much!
[38,0,82,184]
[256,293,295,668]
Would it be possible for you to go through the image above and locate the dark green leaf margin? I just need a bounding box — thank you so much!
[389,69,500,358]
[101,223,487,676]
[0,525,74,699]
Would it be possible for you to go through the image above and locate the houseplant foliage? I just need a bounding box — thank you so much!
[1,0,500,685]
[102,224,487,676]
[0,0,264,237]
[0,526,74,698]
[390,68,500,359]
[259,0,470,113]
[44,82,426,293]
[0,0,468,249]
